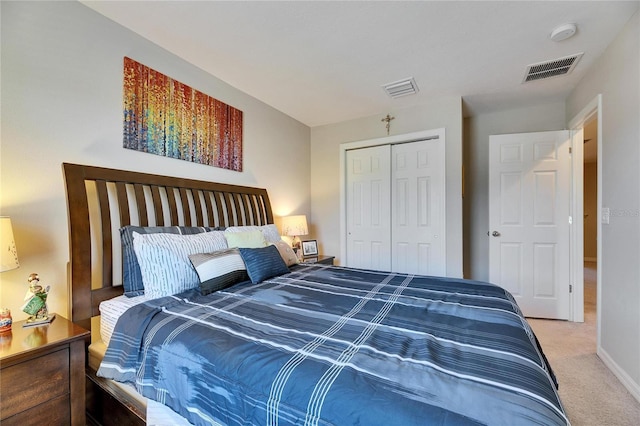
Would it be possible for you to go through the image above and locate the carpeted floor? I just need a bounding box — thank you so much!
[528,263,640,425]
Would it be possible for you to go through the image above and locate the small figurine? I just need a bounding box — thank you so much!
[0,308,12,333]
[21,273,53,325]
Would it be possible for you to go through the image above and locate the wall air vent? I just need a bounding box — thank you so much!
[522,53,583,83]
[382,77,419,98]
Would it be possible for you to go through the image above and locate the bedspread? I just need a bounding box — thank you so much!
[98,264,569,426]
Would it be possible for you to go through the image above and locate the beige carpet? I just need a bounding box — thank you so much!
[528,263,640,425]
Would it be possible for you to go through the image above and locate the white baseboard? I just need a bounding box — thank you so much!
[584,257,597,262]
[598,346,640,403]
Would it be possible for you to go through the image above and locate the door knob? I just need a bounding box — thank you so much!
[492,231,501,237]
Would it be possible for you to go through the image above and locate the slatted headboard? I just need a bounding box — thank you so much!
[63,163,273,331]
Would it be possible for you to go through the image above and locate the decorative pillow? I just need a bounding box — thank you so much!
[225,224,281,243]
[225,229,267,248]
[189,248,249,295]
[239,245,290,284]
[271,240,299,267]
[132,231,228,299]
[120,225,222,297]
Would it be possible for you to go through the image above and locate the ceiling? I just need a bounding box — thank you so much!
[81,1,638,127]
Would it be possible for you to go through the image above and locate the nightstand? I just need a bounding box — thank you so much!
[0,314,89,426]
[301,255,335,265]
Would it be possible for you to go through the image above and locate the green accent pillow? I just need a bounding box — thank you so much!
[225,230,267,248]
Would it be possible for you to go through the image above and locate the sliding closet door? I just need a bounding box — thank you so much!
[345,145,392,271]
[345,138,446,275]
[391,140,446,276]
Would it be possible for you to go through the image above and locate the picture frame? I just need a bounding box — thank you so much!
[301,240,318,257]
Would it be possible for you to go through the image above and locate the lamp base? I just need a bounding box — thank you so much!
[292,236,301,252]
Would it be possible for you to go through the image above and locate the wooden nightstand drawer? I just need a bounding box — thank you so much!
[0,316,89,426]
[0,347,70,419]
[1,393,70,426]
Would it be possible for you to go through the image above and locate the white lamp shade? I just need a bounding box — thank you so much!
[0,217,20,272]
[281,215,308,237]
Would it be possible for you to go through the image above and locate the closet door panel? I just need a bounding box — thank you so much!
[391,140,446,276]
[345,145,392,271]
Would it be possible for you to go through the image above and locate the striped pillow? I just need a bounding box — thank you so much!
[189,249,249,295]
[120,225,223,297]
[132,231,228,299]
[239,245,290,284]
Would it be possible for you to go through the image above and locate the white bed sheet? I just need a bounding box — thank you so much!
[99,293,151,346]
[96,295,192,425]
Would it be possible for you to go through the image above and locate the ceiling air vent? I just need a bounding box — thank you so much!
[522,53,583,83]
[382,77,419,98]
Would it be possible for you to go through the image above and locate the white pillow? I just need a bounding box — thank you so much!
[271,240,299,266]
[224,224,281,243]
[132,231,228,299]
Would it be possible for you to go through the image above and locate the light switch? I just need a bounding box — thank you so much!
[602,207,610,224]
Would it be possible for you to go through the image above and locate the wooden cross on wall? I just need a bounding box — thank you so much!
[381,114,395,135]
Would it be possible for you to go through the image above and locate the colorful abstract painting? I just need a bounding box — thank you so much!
[123,57,243,171]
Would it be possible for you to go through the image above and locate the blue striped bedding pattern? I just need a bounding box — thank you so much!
[98,264,569,426]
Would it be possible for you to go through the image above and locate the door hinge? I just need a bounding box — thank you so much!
[569,284,573,293]
[569,147,572,154]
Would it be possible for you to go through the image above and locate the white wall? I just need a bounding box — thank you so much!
[310,97,463,277]
[0,1,310,321]
[463,102,567,281]
[566,11,640,397]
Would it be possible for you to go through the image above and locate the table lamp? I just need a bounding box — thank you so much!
[1,217,19,333]
[281,215,308,253]
[0,217,19,273]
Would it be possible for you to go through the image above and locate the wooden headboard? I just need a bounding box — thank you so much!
[63,163,273,331]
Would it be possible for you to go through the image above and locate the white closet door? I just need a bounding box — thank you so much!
[391,140,446,276]
[345,145,392,271]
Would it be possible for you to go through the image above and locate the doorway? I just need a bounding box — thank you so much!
[582,115,598,327]
[569,94,602,347]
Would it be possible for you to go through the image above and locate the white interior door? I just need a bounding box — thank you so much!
[345,145,391,271]
[489,130,571,319]
[391,140,446,276]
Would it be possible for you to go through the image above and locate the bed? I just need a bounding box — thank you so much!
[63,162,569,426]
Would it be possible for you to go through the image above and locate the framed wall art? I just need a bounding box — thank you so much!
[123,57,243,171]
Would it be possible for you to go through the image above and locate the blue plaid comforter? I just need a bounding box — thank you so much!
[98,265,569,425]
